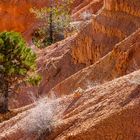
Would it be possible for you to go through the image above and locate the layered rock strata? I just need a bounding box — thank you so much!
[72,0,140,65]
[52,29,140,96]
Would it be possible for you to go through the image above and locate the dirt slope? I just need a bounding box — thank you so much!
[0,70,140,139]
[48,70,140,140]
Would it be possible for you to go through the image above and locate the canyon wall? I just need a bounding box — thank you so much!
[0,0,140,139]
[72,0,140,65]
[0,0,49,41]
[7,0,104,108]
[8,0,140,108]
[52,29,140,96]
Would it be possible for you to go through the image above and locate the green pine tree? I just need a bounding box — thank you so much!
[0,31,41,113]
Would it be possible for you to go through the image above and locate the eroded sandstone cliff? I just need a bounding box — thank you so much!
[72,0,140,65]
[36,0,140,97]
[0,0,140,139]
[8,0,140,108]
[51,29,140,96]
[8,0,104,108]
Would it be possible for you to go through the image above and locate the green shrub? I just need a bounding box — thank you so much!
[31,0,73,48]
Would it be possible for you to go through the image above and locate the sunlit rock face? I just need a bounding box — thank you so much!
[0,1,140,139]
[0,0,48,41]
[52,29,140,97]
[72,0,140,65]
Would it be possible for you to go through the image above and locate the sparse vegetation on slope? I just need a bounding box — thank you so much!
[31,0,74,48]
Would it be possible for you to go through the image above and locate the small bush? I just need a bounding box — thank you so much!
[80,11,93,20]
[31,0,74,48]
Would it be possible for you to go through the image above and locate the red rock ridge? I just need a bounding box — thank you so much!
[71,0,140,65]
[39,0,140,97]
[51,29,140,96]
[0,0,140,139]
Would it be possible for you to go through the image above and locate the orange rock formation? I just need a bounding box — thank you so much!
[36,0,140,98]
[52,29,140,96]
[0,0,49,41]
[8,0,140,108]
[72,0,140,65]
[0,0,140,139]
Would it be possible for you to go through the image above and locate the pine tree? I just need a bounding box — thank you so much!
[0,31,41,113]
[31,0,73,48]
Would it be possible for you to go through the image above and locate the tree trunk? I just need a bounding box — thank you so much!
[0,76,9,113]
[49,9,53,43]
[49,1,53,44]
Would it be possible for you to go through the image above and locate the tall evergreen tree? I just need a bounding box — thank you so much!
[0,31,41,113]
